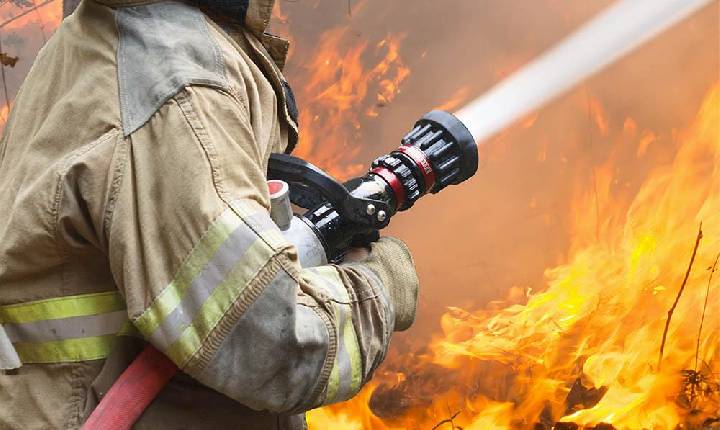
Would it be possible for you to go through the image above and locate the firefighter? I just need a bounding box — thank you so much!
[0,0,419,428]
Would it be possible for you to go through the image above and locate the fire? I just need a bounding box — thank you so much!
[309,84,720,429]
[2,2,717,429]
[290,27,410,179]
[272,0,411,179]
[0,0,62,133]
[0,0,62,47]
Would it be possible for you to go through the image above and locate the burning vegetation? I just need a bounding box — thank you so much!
[1,0,718,429]
[306,84,720,429]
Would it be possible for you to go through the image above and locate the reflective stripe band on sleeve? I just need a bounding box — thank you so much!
[0,291,130,363]
[303,267,363,403]
[0,291,125,324]
[12,335,119,363]
[135,204,280,367]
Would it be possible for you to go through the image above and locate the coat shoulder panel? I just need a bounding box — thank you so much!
[115,1,228,136]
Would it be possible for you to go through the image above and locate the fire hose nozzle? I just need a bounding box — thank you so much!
[371,110,478,211]
[268,110,479,262]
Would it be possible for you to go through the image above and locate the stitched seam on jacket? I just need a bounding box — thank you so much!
[173,91,228,198]
[115,3,229,136]
[183,253,282,372]
[62,363,88,430]
[50,129,119,310]
[206,17,297,135]
[201,15,227,82]
[102,135,128,248]
[173,89,280,254]
[50,128,119,279]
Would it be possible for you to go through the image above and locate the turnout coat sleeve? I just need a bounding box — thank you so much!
[105,84,419,413]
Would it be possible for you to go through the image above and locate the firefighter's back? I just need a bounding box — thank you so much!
[0,3,126,428]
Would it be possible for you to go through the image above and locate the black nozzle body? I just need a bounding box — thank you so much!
[370,110,478,211]
[270,110,478,262]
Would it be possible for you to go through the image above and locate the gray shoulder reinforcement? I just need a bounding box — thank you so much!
[115,1,227,136]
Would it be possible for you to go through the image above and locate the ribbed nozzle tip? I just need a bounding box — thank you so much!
[419,110,478,185]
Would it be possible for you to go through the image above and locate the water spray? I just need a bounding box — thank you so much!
[455,0,714,143]
[267,0,713,263]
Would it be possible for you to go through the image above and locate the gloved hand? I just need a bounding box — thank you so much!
[344,237,419,331]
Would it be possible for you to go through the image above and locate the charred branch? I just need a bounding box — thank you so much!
[564,377,608,415]
[0,52,17,67]
[430,409,462,430]
[695,251,720,371]
[658,224,703,371]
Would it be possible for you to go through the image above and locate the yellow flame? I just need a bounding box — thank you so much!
[310,84,720,429]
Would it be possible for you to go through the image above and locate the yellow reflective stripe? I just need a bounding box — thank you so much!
[344,318,362,394]
[0,291,125,324]
[326,356,341,402]
[166,238,276,366]
[1,292,130,363]
[309,267,364,404]
[133,209,242,336]
[13,335,118,363]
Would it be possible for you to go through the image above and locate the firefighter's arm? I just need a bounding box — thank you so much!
[106,85,418,413]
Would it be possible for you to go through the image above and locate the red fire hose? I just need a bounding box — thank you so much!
[81,345,179,430]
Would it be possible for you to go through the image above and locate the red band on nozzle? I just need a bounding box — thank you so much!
[395,145,436,192]
[371,167,405,211]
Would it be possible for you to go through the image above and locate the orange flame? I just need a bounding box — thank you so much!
[309,83,720,429]
[291,28,410,179]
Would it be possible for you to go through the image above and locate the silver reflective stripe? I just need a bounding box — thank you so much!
[0,325,20,370]
[147,216,273,351]
[198,270,330,412]
[2,311,128,343]
[303,267,362,403]
[243,212,281,237]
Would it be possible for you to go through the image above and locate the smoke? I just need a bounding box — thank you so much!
[2,0,718,348]
[455,0,714,144]
[270,0,719,340]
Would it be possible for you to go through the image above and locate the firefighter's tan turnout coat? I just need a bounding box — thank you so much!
[0,0,419,428]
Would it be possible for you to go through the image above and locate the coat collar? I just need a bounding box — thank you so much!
[92,0,276,37]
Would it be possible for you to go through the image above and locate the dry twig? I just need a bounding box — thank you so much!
[695,250,720,371]
[0,31,10,114]
[658,223,703,371]
[431,409,462,430]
